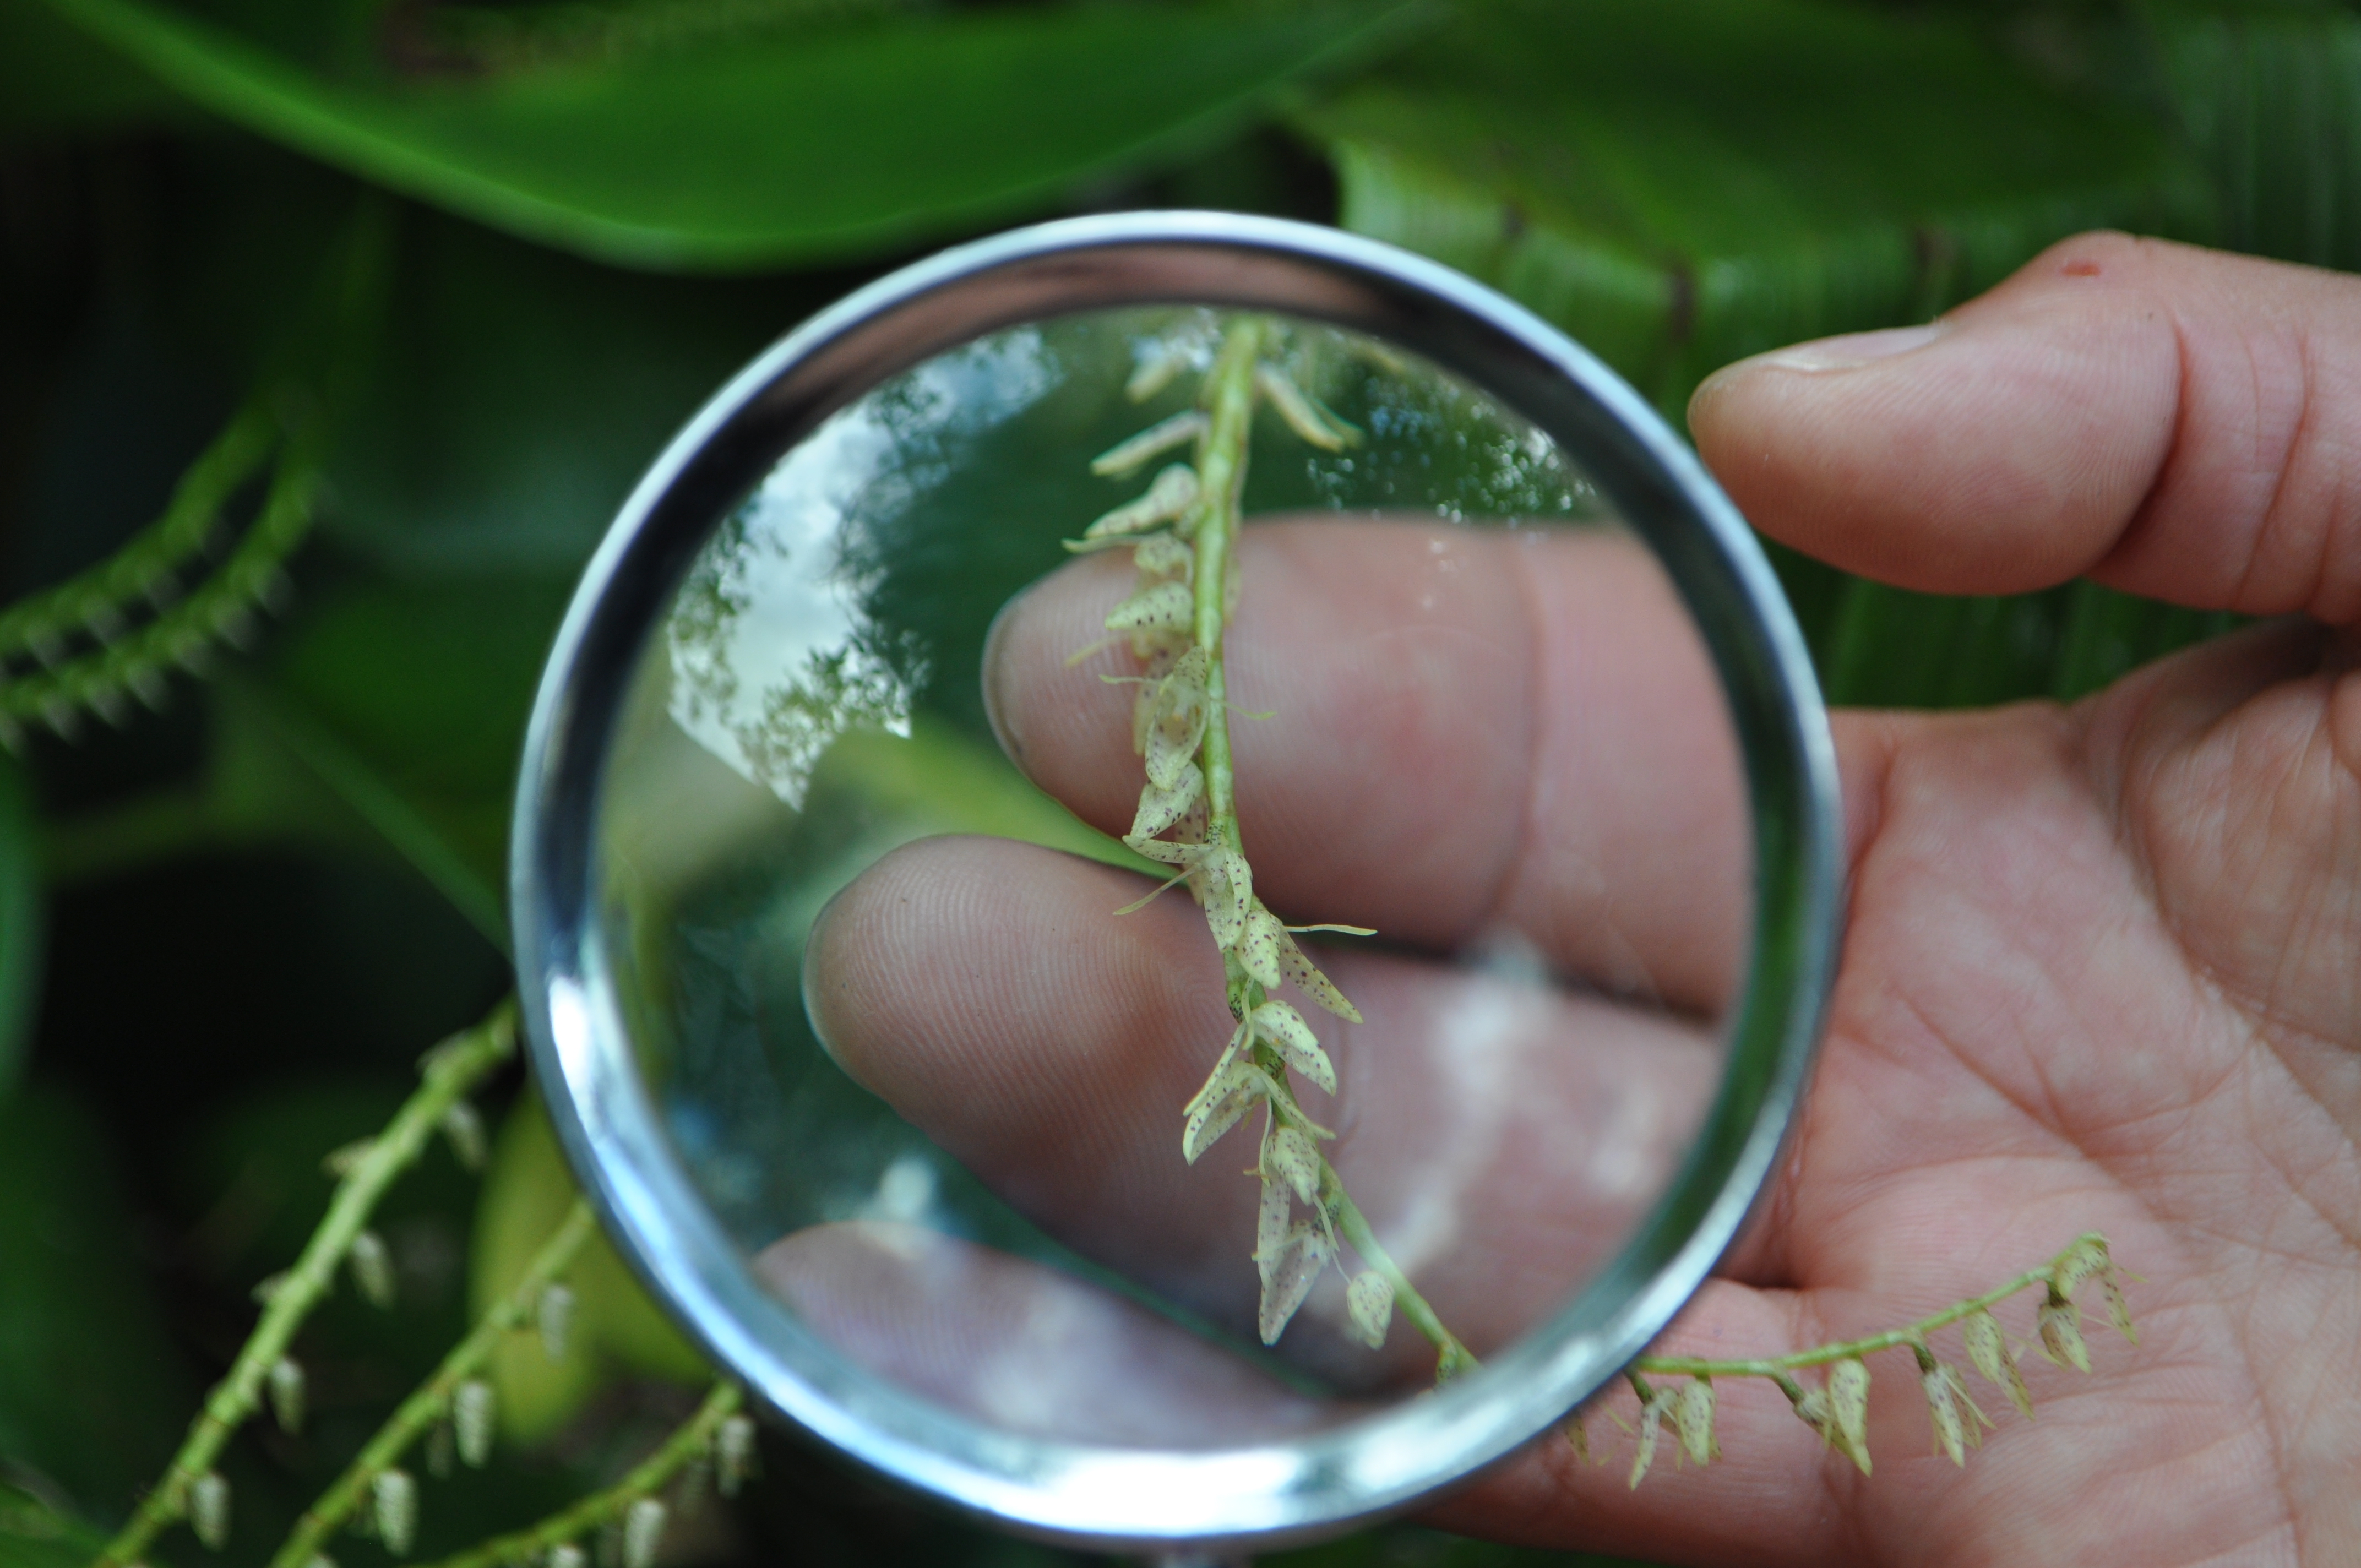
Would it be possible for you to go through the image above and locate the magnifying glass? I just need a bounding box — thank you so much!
[510,211,1840,1558]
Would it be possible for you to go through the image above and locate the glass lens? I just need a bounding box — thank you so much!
[593,308,1749,1449]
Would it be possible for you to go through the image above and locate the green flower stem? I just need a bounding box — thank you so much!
[1192,316,1261,847]
[269,1201,597,1568]
[94,1002,518,1568]
[0,395,277,663]
[1630,1238,2097,1380]
[1328,1175,1477,1379]
[415,1382,743,1568]
[1189,318,1473,1382]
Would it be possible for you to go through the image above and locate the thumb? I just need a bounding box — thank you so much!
[1688,232,2361,622]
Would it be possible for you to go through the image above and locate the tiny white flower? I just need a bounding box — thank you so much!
[1675,1378,1718,1467]
[1256,1222,1333,1344]
[1254,364,1358,451]
[268,1355,306,1435]
[1082,462,1199,540]
[716,1413,758,1498]
[2038,1298,2090,1372]
[1254,1175,1293,1287]
[1128,763,1204,841]
[538,1282,577,1362]
[440,1102,488,1171]
[622,1498,666,1568]
[1275,925,1362,1022]
[190,1471,230,1551]
[1091,410,1207,476]
[372,1469,417,1558]
[1196,844,1253,950]
[349,1229,395,1309]
[1265,1125,1321,1204]
[1251,1000,1336,1095]
[1963,1309,2033,1418]
[1240,903,1285,990]
[454,1379,496,1468]
[1345,1270,1394,1349]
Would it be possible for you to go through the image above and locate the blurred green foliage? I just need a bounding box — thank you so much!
[1,0,2354,1564]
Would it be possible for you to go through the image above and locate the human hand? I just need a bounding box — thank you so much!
[782,233,2361,1565]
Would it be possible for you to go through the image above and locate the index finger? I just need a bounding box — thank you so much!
[984,518,1752,1015]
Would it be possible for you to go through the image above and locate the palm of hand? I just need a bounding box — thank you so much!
[1451,623,2358,1565]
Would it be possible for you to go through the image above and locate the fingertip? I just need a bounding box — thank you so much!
[1691,239,2182,598]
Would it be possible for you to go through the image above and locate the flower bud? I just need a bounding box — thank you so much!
[1923,1365,1966,1466]
[1182,1064,1260,1164]
[538,1282,578,1362]
[1626,1394,1669,1489]
[2050,1235,2109,1302]
[349,1230,395,1310]
[1091,410,1207,476]
[1254,365,1356,451]
[1239,904,1285,990]
[716,1413,758,1499]
[1675,1378,1718,1467]
[372,1469,417,1558]
[1130,532,1193,585]
[1128,763,1203,841]
[191,1471,231,1551]
[1250,1001,1335,1095]
[1106,580,1193,642]
[1345,1270,1395,1349]
[1084,462,1199,540]
[268,1355,306,1434]
[1274,927,1361,1022]
[322,1138,374,1177]
[546,1545,586,1568]
[425,1420,455,1479]
[622,1499,666,1568]
[455,1379,496,1468]
[1254,1175,1293,1286]
[1265,1126,1321,1204]
[440,1102,488,1171]
[2097,1268,2139,1345]
[1963,1308,2034,1419]
[2038,1298,2090,1372]
[1196,845,1253,951]
[1827,1358,1872,1475]
[1256,1223,1332,1344]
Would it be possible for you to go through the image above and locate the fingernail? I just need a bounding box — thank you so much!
[980,585,1029,765]
[1754,323,1945,372]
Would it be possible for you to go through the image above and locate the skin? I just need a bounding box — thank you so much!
[793,234,2361,1566]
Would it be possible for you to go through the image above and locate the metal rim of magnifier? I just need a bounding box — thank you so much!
[512,210,1842,1551]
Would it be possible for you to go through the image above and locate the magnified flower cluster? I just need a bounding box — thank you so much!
[1070,315,1474,1378]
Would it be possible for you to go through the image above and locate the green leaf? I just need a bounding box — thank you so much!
[0,1480,108,1568]
[0,759,37,1103]
[0,0,176,140]
[42,0,1423,270]
[2147,0,2361,271]
[1305,0,2211,414]
[0,1088,191,1527]
[254,577,577,945]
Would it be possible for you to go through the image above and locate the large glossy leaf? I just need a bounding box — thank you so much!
[0,759,36,1102]
[1304,0,2212,415]
[0,1089,189,1527]
[2148,0,2361,271]
[0,0,176,139]
[41,0,1422,270]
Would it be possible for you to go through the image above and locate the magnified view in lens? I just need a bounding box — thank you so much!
[593,308,1750,1451]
